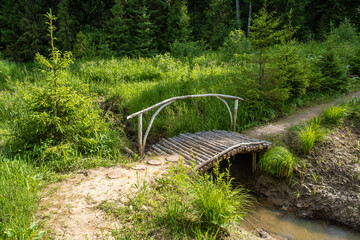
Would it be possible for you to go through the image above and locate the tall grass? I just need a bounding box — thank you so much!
[258,146,297,178]
[190,163,253,228]
[299,117,328,153]
[321,105,347,126]
[0,157,44,239]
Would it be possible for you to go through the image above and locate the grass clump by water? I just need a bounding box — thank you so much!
[258,146,297,178]
[0,157,45,239]
[321,105,347,127]
[100,160,254,239]
[299,117,328,154]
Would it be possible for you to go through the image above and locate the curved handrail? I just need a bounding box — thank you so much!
[126,93,244,158]
[127,94,243,120]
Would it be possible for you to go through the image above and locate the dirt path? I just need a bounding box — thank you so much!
[243,91,360,139]
[38,157,175,240]
[37,91,360,239]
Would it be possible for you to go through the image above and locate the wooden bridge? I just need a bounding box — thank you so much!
[127,94,271,173]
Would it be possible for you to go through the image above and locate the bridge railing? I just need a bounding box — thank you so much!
[127,94,244,158]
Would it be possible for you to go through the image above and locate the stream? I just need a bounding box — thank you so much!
[244,202,360,240]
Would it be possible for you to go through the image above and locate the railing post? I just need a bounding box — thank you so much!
[233,99,238,131]
[138,113,144,158]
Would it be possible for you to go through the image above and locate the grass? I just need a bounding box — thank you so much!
[321,105,347,127]
[299,117,328,153]
[0,156,46,239]
[258,146,297,178]
[100,160,254,239]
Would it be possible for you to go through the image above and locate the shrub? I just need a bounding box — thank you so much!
[321,105,347,126]
[299,117,327,153]
[190,163,253,228]
[170,40,206,61]
[258,146,297,177]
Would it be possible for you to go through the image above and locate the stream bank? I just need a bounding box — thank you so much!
[229,124,360,234]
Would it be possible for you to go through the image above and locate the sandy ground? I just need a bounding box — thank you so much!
[38,157,174,239]
[37,90,360,239]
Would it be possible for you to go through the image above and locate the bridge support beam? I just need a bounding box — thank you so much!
[252,152,257,173]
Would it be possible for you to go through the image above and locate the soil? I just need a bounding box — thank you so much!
[37,156,175,240]
[235,125,360,231]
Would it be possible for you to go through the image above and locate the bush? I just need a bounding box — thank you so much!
[299,117,327,153]
[170,40,206,61]
[321,105,347,126]
[258,146,297,177]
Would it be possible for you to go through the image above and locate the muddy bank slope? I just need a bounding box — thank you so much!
[239,124,360,230]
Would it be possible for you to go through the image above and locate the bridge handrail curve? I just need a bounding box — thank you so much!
[126,93,244,158]
[126,94,244,120]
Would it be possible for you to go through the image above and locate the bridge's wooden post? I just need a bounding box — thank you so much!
[252,152,257,173]
[138,113,144,158]
[233,100,239,131]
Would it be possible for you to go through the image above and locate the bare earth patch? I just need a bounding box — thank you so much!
[38,156,176,239]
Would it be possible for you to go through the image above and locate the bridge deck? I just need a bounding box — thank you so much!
[149,130,271,172]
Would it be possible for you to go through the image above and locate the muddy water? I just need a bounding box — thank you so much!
[244,202,360,240]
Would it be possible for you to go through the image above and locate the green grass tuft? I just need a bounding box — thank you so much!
[299,117,328,153]
[321,105,347,127]
[258,146,297,177]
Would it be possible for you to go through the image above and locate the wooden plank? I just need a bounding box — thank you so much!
[175,135,225,153]
[166,137,212,160]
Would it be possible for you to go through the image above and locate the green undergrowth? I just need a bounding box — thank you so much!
[0,156,53,239]
[260,97,360,178]
[100,160,254,239]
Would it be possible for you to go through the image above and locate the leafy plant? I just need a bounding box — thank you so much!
[258,146,297,177]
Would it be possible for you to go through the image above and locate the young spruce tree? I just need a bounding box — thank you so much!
[11,10,115,160]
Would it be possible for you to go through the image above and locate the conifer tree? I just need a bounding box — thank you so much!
[204,0,235,48]
[57,0,77,51]
[167,0,191,45]
[272,11,308,100]
[249,2,282,89]
[105,0,130,56]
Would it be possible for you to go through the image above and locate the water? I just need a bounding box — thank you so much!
[244,203,360,240]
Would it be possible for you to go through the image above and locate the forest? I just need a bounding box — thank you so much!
[0,0,360,239]
[0,0,360,61]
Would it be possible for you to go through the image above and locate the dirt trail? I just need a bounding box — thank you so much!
[243,91,360,139]
[37,91,360,239]
[38,157,174,240]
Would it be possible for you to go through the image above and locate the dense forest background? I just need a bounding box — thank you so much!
[1,0,360,62]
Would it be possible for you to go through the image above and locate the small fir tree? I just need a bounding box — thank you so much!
[11,10,115,158]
